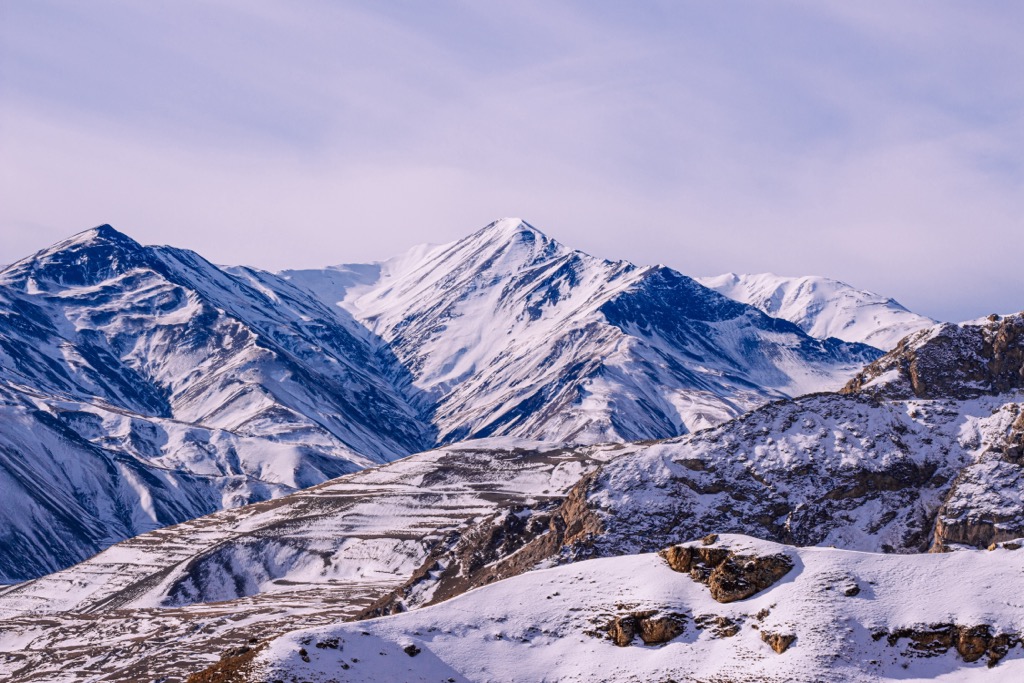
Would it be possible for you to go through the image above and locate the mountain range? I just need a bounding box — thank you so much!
[4,218,1017,683]
[0,219,893,583]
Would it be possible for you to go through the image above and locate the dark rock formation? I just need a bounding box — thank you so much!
[883,623,1020,667]
[843,314,1024,400]
[761,631,796,654]
[659,541,794,603]
[606,611,687,646]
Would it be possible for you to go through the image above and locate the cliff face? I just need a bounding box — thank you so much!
[842,314,1024,400]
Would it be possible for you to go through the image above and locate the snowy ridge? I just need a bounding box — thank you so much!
[583,392,1024,557]
[0,440,624,681]
[843,312,1024,400]
[287,218,880,443]
[699,272,936,350]
[252,535,1024,683]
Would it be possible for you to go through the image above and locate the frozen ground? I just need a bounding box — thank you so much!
[252,535,1024,683]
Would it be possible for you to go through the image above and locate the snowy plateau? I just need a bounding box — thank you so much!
[0,218,1022,683]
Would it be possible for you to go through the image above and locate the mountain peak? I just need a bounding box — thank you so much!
[473,217,546,243]
[48,223,143,254]
[0,224,151,290]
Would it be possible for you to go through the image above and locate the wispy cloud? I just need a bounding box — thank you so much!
[1,0,1021,320]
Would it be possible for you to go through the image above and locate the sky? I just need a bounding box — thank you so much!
[1,0,1022,322]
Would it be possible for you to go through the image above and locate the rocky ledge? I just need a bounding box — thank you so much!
[659,535,794,603]
[876,623,1020,667]
[843,313,1024,400]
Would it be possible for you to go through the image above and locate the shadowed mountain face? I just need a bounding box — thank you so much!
[0,225,432,582]
[0,220,880,583]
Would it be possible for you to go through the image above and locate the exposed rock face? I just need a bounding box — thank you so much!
[658,541,794,603]
[577,392,968,558]
[881,624,1020,667]
[606,611,687,647]
[930,404,1024,552]
[761,631,796,654]
[843,314,1024,400]
[357,467,606,619]
[694,614,741,638]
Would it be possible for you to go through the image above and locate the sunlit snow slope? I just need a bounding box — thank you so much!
[253,535,1024,683]
[287,219,881,443]
[699,272,936,350]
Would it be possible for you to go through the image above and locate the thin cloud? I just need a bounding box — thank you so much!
[1,1,1021,321]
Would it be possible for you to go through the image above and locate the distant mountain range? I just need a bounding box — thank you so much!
[698,271,936,350]
[0,219,900,582]
[285,218,882,443]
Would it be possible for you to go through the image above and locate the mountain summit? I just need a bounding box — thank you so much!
[287,218,882,443]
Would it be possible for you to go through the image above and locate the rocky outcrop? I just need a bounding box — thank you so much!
[761,631,796,654]
[659,541,794,603]
[929,407,1024,552]
[579,391,973,558]
[694,614,741,638]
[879,624,1020,667]
[356,468,605,620]
[843,314,1024,400]
[606,611,687,646]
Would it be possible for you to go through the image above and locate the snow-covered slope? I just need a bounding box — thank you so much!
[251,535,1024,683]
[0,225,432,582]
[0,382,310,583]
[699,272,936,350]
[286,219,880,443]
[0,440,624,681]
[490,314,1023,567]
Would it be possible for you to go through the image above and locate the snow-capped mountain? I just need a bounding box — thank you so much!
[286,218,881,443]
[698,272,936,350]
[0,221,887,584]
[2,316,1022,682]
[0,225,432,582]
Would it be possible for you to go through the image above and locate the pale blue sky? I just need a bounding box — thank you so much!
[1,1,1022,321]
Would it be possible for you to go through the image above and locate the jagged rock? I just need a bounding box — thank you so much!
[638,613,688,644]
[761,631,796,653]
[694,614,741,638]
[885,623,1021,666]
[660,542,794,603]
[403,644,421,657]
[606,611,687,646]
[843,583,861,597]
[607,614,640,646]
[843,314,1024,400]
[709,553,794,603]
[701,533,719,545]
[658,545,693,573]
